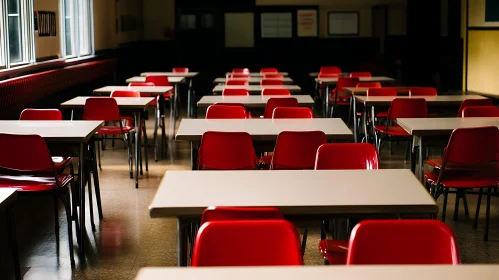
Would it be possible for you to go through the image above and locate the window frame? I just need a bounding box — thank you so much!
[60,0,94,59]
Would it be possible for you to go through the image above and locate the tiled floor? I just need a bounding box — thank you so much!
[2,111,499,280]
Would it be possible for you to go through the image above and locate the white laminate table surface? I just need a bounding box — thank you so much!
[197,95,314,108]
[135,265,499,280]
[213,85,302,94]
[61,96,154,109]
[225,72,289,77]
[175,118,353,142]
[344,86,412,95]
[149,169,436,217]
[397,117,499,136]
[93,86,173,96]
[213,77,294,84]
[140,72,199,78]
[355,95,487,106]
[0,121,104,143]
[0,189,17,208]
[316,76,395,84]
[125,76,185,84]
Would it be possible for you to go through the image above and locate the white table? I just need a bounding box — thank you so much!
[149,169,437,266]
[125,76,184,84]
[213,85,302,95]
[0,121,103,255]
[93,86,173,96]
[213,77,294,85]
[0,189,19,280]
[344,86,411,96]
[397,117,499,182]
[225,72,289,77]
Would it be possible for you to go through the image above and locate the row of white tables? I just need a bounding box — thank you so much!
[224,72,289,77]
[213,77,294,85]
[212,85,302,95]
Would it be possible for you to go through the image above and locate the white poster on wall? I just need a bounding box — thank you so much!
[225,13,255,47]
[297,10,318,37]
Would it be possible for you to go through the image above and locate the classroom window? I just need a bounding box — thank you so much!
[61,0,93,58]
[0,0,35,68]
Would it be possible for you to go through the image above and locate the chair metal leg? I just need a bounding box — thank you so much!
[301,227,308,256]
[462,192,470,216]
[154,106,159,161]
[97,139,102,170]
[473,188,483,228]
[6,207,21,280]
[91,142,103,219]
[70,177,80,246]
[441,188,449,222]
[61,191,76,267]
[143,120,149,172]
[453,190,461,221]
[128,132,134,179]
[53,195,59,241]
[87,167,96,232]
[484,187,491,241]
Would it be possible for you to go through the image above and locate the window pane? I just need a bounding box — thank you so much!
[79,0,91,55]
[7,0,19,14]
[65,18,73,57]
[8,16,22,63]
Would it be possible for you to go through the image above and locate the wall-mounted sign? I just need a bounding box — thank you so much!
[328,12,359,36]
[297,10,318,37]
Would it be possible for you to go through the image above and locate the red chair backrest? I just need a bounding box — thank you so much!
[263,74,284,79]
[318,73,339,79]
[263,98,298,118]
[388,98,427,120]
[409,87,438,96]
[232,68,250,73]
[315,143,379,170]
[0,133,55,172]
[129,82,155,87]
[200,207,284,225]
[350,72,372,77]
[260,68,278,74]
[192,220,303,266]
[271,131,326,170]
[320,66,342,74]
[462,106,499,117]
[198,131,256,170]
[367,87,397,96]
[173,67,189,73]
[442,126,498,165]
[231,73,250,78]
[206,105,247,119]
[19,109,62,120]
[346,220,461,264]
[226,79,249,86]
[261,79,284,86]
[261,88,291,96]
[222,88,249,96]
[335,77,360,93]
[356,82,381,88]
[110,90,140,98]
[273,107,313,119]
[457,98,493,117]
[83,97,121,121]
[145,75,170,86]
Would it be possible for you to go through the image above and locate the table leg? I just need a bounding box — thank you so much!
[6,206,21,280]
[410,135,417,174]
[90,140,103,219]
[177,217,188,266]
[135,111,142,189]
[78,142,86,255]
[187,78,192,118]
[371,105,376,144]
[169,92,175,140]
[353,98,358,142]
[363,106,368,143]
[418,136,425,184]
[325,84,329,118]
[191,142,198,171]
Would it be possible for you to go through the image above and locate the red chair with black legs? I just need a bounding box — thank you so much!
[346,220,460,264]
[367,87,398,124]
[409,87,438,96]
[329,77,359,119]
[320,66,342,75]
[232,68,250,73]
[273,107,313,118]
[262,98,298,118]
[226,79,249,86]
[206,105,247,119]
[231,73,250,79]
[349,72,372,78]
[263,73,284,79]
[223,88,249,96]
[315,143,379,265]
[462,106,499,117]
[0,133,76,267]
[173,67,189,73]
[201,207,284,225]
[271,131,326,170]
[262,88,291,96]
[192,220,303,266]
[197,131,257,170]
[424,126,498,241]
[456,98,493,117]
[261,79,284,86]
[260,68,278,74]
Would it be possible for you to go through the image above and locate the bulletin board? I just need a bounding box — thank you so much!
[485,0,499,22]
[328,12,359,36]
[297,10,318,37]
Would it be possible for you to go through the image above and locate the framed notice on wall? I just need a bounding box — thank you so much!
[297,10,318,37]
[328,12,359,36]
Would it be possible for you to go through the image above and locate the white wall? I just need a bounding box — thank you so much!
[33,0,60,59]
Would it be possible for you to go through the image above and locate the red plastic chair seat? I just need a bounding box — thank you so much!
[318,239,348,264]
[425,169,498,188]
[428,158,497,171]
[96,125,134,135]
[52,157,72,171]
[0,174,72,192]
[374,125,410,136]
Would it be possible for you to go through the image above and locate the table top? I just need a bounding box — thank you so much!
[149,169,436,218]
[60,96,154,109]
[135,265,499,280]
[125,76,185,84]
[316,76,395,84]
[398,117,499,136]
[354,95,487,106]
[214,77,294,84]
[213,85,302,94]
[225,72,289,77]
[93,86,173,96]
[0,121,104,143]
[309,72,348,77]
[140,72,199,78]
[344,86,412,95]
[197,95,314,108]
[0,189,17,209]
[175,118,353,142]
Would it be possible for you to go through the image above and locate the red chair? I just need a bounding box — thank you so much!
[424,126,498,241]
[129,82,155,87]
[346,220,460,264]
[263,73,284,79]
[201,206,284,225]
[262,98,298,118]
[192,220,303,266]
[329,77,359,118]
[0,133,76,267]
[226,79,249,86]
[367,87,398,120]
[456,98,493,117]
[271,131,326,170]
[374,98,427,151]
[206,105,247,119]
[222,88,249,96]
[173,67,189,73]
[145,75,170,87]
[260,68,278,74]
[197,131,257,170]
[110,90,140,98]
[409,87,438,96]
[273,107,313,119]
[261,88,291,96]
[232,68,250,73]
[231,73,250,78]
[318,73,339,78]
[356,82,381,88]
[128,82,159,106]
[261,79,284,86]
[320,66,342,75]
[349,72,372,77]
[462,106,499,117]
[20,109,62,120]
[83,98,134,177]
[315,143,379,265]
